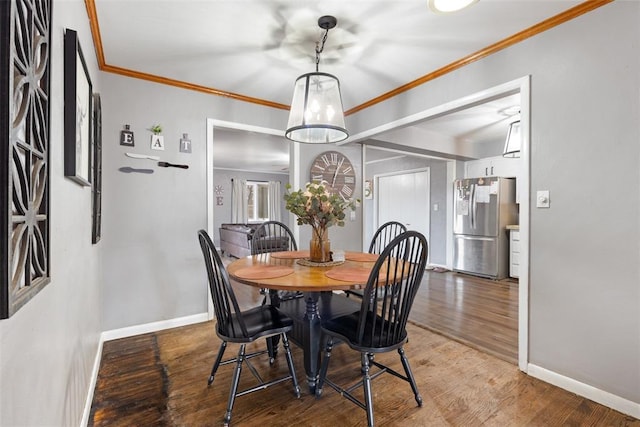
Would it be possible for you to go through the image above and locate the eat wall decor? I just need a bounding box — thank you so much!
[0,0,53,318]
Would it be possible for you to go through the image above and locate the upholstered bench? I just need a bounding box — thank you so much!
[219,223,290,258]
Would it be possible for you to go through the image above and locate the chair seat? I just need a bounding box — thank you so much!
[322,311,408,353]
[218,305,293,342]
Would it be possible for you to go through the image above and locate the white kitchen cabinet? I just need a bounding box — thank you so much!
[509,229,520,278]
[465,155,522,203]
[465,155,520,178]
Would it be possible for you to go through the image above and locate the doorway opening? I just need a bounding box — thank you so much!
[355,76,530,371]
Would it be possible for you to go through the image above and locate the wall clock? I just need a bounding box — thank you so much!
[309,151,356,200]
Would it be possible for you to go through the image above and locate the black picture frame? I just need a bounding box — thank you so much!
[64,28,92,187]
[92,93,103,244]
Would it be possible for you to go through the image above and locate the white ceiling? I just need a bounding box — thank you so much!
[93,0,582,170]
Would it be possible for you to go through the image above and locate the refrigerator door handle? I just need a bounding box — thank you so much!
[470,183,476,229]
[456,235,494,242]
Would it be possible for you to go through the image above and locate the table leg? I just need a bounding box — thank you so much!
[266,290,281,362]
[276,291,360,394]
[302,292,321,393]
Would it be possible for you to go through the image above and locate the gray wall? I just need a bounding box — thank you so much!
[99,72,290,331]
[347,1,640,405]
[101,76,208,330]
[212,169,288,246]
[0,2,103,425]
[363,151,448,265]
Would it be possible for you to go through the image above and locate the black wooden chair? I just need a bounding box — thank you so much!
[251,221,304,304]
[315,231,428,427]
[345,221,407,299]
[197,229,300,426]
[251,220,297,254]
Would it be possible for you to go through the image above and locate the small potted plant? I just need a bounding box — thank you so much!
[148,124,162,134]
[148,124,164,150]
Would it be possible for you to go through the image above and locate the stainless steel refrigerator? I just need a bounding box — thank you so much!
[453,177,518,279]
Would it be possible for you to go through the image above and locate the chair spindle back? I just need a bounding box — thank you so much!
[368,221,407,254]
[358,231,428,349]
[251,221,297,255]
[198,229,248,338]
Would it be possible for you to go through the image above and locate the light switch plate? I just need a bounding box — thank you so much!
[536,190,550,208]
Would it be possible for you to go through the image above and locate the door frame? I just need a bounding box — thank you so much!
[353,76,530,372]
[205,118,288,320]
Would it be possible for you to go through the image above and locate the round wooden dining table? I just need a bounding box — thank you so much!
[227,250,380,393]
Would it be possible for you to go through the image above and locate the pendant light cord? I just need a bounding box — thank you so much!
[315,28,330,72]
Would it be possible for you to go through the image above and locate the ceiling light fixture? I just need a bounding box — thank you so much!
[428,0,479,14]
[285,16,348,144]
[503,120,521,158]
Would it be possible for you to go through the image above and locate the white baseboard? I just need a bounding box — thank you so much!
[528,363,640,419]
[102,312,209,342]
[426,263,449,270]
[80,337,104,427]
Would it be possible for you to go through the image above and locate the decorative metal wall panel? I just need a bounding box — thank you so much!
[1,0,52,318]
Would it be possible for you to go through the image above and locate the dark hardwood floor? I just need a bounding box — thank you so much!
[89,268,638,426]
[410,270,518,364]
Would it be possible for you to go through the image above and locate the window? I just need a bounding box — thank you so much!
[247,181,269,222]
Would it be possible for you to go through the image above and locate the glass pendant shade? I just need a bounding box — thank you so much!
[285,72,348,144]
[503,120,521,158]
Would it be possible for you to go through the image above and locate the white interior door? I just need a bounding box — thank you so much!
[376,169,430,245]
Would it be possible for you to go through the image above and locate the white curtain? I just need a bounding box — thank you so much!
[268,181,281,222]
[231,179,248,223]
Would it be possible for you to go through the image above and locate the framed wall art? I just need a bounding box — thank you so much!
[92,93,102,244]
[64,28,92,187]
[1,0,53,318]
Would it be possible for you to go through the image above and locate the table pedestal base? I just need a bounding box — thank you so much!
[277,291,360,393]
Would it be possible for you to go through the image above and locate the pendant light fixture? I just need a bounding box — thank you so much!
[502,120,521,158]
[428,0,479,14]
[285,16,348,144]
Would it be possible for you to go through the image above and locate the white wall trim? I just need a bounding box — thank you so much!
[517,75,531,373]
[101,313,209,342]
[346,78,523,144]
[80,338,104,427]
[365,154,407,165]
[528,364,640,419]
[206,118,285,319]
[212,166,290,175]
[445,161,455,269]
[363,145,449,162]
[206,119,215,319]
[361,145,367,250]
[426,263,449,270]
